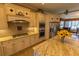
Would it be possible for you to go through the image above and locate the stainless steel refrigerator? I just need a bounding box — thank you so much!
[49,22,59,38]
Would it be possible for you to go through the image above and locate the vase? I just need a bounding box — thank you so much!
[61,36,65,43]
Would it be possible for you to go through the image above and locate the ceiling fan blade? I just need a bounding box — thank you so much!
[59,9,79,14]
[68,10,79,13]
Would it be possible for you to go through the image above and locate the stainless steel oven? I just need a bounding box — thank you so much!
[39,22,45,38]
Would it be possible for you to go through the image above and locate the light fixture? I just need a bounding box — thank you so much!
[41,3,45,5]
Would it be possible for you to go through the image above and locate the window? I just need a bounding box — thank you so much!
[65,21,71,28]
[60,21,64,29]
[60,20,79,31]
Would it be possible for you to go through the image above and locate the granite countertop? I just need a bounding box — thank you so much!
[0,32,39,42]
[33,36,79,56]
[0,36,13,42]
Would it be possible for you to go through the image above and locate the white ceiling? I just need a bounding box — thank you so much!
[18,3,79,14]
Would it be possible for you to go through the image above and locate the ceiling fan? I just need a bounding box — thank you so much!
[60,9,79,15]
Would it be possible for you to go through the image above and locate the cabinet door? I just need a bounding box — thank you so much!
[2,40,14,56]
[0,5,8,29]
[33,34,39,44]
[23,36,30,48]
[0,43,3,56]
[5,4,16,15]
[13,38,25,53]
[30,35,35,45]
[30,11,36,27]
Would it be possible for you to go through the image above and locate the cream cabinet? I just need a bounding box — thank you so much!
[2,40,14,56]
[15,5,24,16]
[23,36,30,48]
[23,8,30,18]
[0,34,40,56]
[0,43,3,56]
[37,12,45,22]
[0,4,8,29]
[13,38,25,53]
[30,11,37,27]
[33,34,39,44]
[30,35,35,45]
[5,4,30,18]
[4,4,16,15]
[30,34,39,46]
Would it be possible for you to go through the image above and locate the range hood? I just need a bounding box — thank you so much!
[8,20,29,24]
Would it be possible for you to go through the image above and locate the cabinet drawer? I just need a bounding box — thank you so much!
[2,40,14,56]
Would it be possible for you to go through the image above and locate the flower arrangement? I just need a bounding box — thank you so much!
[57,29,72,38]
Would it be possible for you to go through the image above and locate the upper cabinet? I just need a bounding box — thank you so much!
[37,12,45,23]
[4,4,31,18]
[4,4,16,15]
[48,14,60,22]
[30,11,37,27]
[0,4,8,29]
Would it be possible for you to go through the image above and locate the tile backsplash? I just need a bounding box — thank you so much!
[27,27,39,34]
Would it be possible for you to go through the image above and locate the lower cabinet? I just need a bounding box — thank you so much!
[23,36,30,48]
[2,40,14,56]
[0,43,3,56]
[13,38,25,53]
[30,34,39,46]
[33,34,39,44]
[0,34,40,56]
[30,35,35,45]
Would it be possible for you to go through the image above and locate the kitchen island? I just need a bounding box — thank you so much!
[33,35,79,56]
